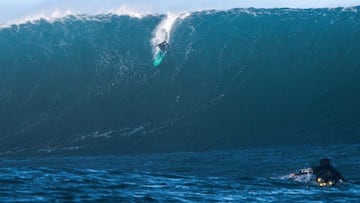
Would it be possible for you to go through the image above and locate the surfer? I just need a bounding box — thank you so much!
[290,158,345,186]
[153,41,169,67]
[158,41,169,52]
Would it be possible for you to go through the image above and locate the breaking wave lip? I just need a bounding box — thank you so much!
[1,3,359,29]
[0,6,151,29]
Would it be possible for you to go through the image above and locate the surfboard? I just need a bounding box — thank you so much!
[153,50,166,67]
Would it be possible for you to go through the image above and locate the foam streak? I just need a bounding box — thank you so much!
[151,13,190,56]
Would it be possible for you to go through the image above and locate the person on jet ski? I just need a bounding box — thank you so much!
[291,158,345,186]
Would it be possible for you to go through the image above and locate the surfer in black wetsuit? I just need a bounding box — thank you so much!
[291,158,345,186]
[158,41,169,52]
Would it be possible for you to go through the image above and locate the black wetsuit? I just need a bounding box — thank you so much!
[158,41,169,52]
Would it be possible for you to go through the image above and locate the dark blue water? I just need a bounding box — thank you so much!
[1,8,360,156]
[0,145,359,202]
[1,7,360,202]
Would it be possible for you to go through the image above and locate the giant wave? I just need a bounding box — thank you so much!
[0,7,360,156]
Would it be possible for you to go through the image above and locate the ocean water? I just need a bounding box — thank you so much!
[1,7,360,156]
[1,6,360,202]
[0,145,359,202]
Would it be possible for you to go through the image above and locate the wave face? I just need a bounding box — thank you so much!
[1,8,360,156]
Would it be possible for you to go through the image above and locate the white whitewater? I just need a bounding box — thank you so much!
[0,7,147,29]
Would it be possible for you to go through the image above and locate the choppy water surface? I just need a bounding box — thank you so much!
[0,144,359,202]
